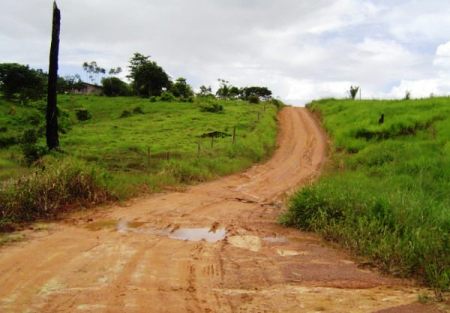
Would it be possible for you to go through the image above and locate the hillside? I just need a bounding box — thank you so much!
[283,97,450,293]
[0,95,278,227]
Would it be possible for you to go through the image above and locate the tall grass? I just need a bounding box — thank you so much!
[282,97,450,293]
[0,156,110,231]
[0,95,279,227]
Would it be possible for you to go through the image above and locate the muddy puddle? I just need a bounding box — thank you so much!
[262,236,288,244]
[169,228,226,242]
[116,220,226,243]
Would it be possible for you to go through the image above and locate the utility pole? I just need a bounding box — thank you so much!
[46,1,61,150]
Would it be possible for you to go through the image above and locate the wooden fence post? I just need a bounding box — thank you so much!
[232,126,236,145]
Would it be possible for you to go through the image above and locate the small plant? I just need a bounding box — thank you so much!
[270,99,284,109]
[120,110,132,118]
[404,90,411,100]
[133,106,144,114]
[75,108,92,121]
[248,95,260,104]
[159,91,176,102]
[20,129,47,165]
[200,103,223,113]
[149,96,157,102]
[349,85,359,100]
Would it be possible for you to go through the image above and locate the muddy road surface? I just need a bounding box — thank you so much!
[0,108,445,313]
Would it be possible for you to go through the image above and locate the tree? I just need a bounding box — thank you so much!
[46,1,61,150]
[0,63,46,100]
[101,77,130,96]
[128,53,171,97]
[171,77,193,99]
[349,85,359,100]
[241,86,272,100]
[82,61,106,84]
[198,85,213,97]
[57,74,83,93]
[108,67,122,76]
[216,79,230,99]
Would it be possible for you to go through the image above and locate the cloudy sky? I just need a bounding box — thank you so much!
[2,0,450,104]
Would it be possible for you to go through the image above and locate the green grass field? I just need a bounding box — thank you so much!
[0,95,278,227]
[282,97,450,293]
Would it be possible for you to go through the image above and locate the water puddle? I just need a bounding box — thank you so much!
[262,236,288,244]
[169,228,226,243]
[117,220,226,243]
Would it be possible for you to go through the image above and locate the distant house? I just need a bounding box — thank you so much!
[70,82,102,95]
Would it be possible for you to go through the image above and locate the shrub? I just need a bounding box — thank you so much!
[101,77,130,97]
[199,103,223,113]
[21,129,38,144]
[248,95,260,104]
[133,106,144,114]
[149,96,157,102]
[120,110,132,118]
[270,99,284,109]
[159,91,176,102]
[75,108,92,121]
[0,157,110,225]
[21,143,47,165]
[349,85,359,100]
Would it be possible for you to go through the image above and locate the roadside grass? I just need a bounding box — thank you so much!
[0,95,278,228]
[281,97,450,294]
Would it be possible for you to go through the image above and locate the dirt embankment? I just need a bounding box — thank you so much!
[0,108,446,313]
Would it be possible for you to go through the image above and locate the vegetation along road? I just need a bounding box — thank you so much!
[0,107,444,312]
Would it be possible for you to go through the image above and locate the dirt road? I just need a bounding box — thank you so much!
[0,108,444,312]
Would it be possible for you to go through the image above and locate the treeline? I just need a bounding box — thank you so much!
[0,52,274,103]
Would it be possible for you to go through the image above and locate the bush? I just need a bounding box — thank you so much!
[200,103,223,113]
[133,106,144,114]
[149,96,157,102]
[75,108,92,121]
[120,110,132,118]
[159,91,176,102]
[248,95,260,104]
[21,129,38,144]
[101,77,130,97]
[0,157,110,225]
[270,99,284,109]
[22,143,47,165]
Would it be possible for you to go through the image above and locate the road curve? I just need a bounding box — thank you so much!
[0,108,440,313]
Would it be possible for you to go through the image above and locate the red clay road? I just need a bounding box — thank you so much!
[0,107,446,312]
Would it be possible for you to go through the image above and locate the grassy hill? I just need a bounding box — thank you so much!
[283,97,450,293]
[0,95,278,228]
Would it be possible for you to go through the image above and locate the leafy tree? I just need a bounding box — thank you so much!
[349,85,359,100]
[216,79,231,99]
[128,53,171,97]
[101,77,130,96]
[229,86,241,99]
[82,61,106,84]
[108,67,122,76]
[57,74,83,93]
[0,63,46,100]
[171,77,193,99]
[198,85,213,97]
[241,86,272,100]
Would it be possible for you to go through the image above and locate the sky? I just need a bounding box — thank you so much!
[1,0,450,104]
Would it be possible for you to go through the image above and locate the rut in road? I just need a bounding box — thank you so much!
[0,108,440,313]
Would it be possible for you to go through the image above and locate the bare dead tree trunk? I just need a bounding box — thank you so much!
[46,1,61,150]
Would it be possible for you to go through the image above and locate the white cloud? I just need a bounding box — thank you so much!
[1,0,450,104]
